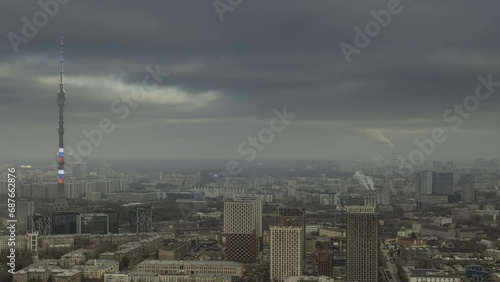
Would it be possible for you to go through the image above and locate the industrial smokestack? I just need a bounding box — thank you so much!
[364,190,376,207]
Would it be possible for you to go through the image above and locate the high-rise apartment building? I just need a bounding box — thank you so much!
[278,208,306,271]
[460,179,475,204]
[269,226,303,282]
[223,199,262,263]
[346,206,378,282]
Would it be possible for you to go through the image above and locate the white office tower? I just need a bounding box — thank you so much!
[270,226,304,282]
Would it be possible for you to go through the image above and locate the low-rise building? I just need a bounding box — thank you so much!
[53,270,83,282]
[61,248,88,266]
[318,227,345,238]
[159,241,190,260]
[284,276,335,282]
[421,225,456,239]
[403,267,461,282]
[456,227,485,239]
[129,271,157,282]
[156,273,232,282]
[73,259,119,280]
[104,273,130,282]
[115,241,143,266]
[141,234,163,255]
[137,260,243,278]
[13,260,64,282]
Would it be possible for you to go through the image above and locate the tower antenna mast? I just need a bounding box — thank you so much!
[55,35,68,210]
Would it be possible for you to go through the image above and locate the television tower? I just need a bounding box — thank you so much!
[54,35,68,210]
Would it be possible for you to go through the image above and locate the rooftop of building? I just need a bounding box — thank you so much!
[62,248,88,257]
[140,234,163,242]
[421,224,451,232]
[73,259,118,270]
[116,241,142,253]
[163,241,189,250]
[128,271,157,276]
[157,273,231,279]
[53,269,83,277]
[270,226,303,230]
[405,267,459,278]
[138,259,242,267]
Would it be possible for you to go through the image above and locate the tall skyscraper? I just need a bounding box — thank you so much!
[67,162,88,180]
[223,199,262,263]
[432,172,454,195]
[461,179,475,204]
[130,207,152,233]
[268,208,307,281]
[98,161,116,179]
[269,226,303,282]
[278,208,306,271]
[28,214,51,235]
[18,201,35,231]
[416,171,455,209]
[93,209,119,233]
[55,36,68,210]
[51,211,81,234]
[346,206,378,282]
[415,171,430,210]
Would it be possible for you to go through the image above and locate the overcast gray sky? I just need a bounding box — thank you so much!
[1,0,499,163]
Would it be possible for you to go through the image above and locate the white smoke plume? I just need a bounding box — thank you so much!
[361,128,395,149]
[353,171,375,191]
[366,176,375,191]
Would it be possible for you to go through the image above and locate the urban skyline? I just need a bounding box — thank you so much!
[1,1,500,282]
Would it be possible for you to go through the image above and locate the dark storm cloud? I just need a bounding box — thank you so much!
[1,0,500,161]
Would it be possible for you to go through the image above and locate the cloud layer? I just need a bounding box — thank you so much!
[1,0,499,162]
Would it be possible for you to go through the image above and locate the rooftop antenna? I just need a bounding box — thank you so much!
[60,35,64,85]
